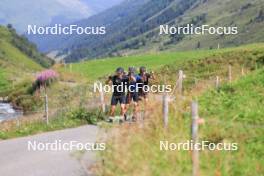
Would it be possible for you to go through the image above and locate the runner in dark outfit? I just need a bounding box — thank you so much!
[125,67,141,121]
[137,66,155,119]
[138,66,155,101]
[106,67,129,122]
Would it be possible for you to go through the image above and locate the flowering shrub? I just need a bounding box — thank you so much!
[34,69,58,90]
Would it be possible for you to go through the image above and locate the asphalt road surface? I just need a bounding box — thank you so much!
[0,125,99,176]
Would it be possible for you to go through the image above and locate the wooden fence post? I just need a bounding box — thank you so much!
[16,117,20,127]
[162,93,169,128]
[241,67,245,76]
[215,76,220,89]
[44,93,49,125]
[178,70,183,94]
[228,65,232,83]
[12,79,15,89]
[70,64,72,72]
[99,82,106,113]
[191,101,199,176]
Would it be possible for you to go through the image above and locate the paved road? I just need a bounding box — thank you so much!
[0,125,99,176]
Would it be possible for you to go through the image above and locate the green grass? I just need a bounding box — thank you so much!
[0,68,10,93]
[0,27,44,113]
[198,69,264,175]
[69,49,217,81]
[0,117,86,139]
[68,43,264,81]
[97,68,264,176]
[0,26,42,95]
[0,107,103,139]
[96,45,264,175]
[0,40,42,71]
[0,27,42,72]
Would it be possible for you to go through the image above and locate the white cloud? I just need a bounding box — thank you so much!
[56,0,92,16]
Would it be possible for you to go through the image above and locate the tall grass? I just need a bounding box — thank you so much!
[96,69,264,176]
[95,47,264,175]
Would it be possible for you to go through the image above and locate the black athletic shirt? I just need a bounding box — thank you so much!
[138,73,151,93]
[109,75,129,96]
[138,73,151,85]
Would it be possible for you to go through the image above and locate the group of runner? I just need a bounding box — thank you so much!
[106,66,155,123]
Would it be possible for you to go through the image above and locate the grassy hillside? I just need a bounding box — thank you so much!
[62,43,264,81]
[0,26,43,94]
[0,68,9,93]
[96,45,264,176]
[0,26,49,104]
[166,0,264,51]
[0,25,103,137]
[97,69,264,176]
[197,69,264,175]
[7,25,54,68]
[67,49,218,81]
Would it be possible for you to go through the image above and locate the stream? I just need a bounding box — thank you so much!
[0,103,23,122]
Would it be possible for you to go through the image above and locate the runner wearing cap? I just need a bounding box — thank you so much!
[137,66,155,102]
[106,67,129,123]
[125,67,141,121]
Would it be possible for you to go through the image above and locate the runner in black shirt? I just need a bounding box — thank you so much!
[125,67,140,121]
[138,66,155,101]
[137,66,155,120]
[106,67,129,122]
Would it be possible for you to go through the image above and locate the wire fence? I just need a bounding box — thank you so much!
[160,65,264,176]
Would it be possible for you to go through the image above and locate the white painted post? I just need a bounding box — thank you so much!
[163,93,169,128]
[99,82,106,113]
[191,101,199,176]
[44,93,49,125]
[228,65,232,83]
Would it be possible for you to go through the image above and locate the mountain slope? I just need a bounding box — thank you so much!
[0,26,45,93]
[30,0,264,62]
[3,25,54,67]
[166,0,264,51]
[0,0,123,33]
[30,0,196,61]
[28,0,150,53]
